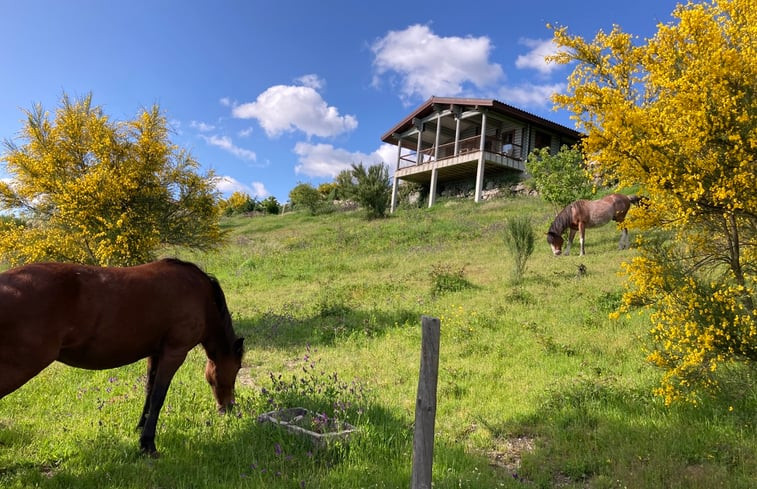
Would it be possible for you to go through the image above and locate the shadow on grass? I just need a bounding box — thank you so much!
[486,370,757,488]
[234,305,421,349]
[0,401,509,489]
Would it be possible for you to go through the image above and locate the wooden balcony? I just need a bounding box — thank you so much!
[395,135,525,185]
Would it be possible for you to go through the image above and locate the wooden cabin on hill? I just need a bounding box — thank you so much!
[381,96,582,211]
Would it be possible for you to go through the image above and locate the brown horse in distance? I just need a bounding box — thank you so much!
[547,194,641,256]
[0,258,244,456]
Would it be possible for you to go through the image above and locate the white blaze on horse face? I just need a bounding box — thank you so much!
[551,243,562,255]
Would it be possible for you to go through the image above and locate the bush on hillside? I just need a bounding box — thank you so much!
[503,216,535,283]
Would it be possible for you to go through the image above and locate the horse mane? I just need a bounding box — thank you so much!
[548,203,576,237]
[160,258,236,350]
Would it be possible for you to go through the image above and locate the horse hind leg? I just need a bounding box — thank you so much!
[136,355,159,432]
[618,228,629,250]
[578,223,586,256]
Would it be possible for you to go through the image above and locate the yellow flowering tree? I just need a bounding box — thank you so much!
[550,0,756,403]
[0,93,224,266]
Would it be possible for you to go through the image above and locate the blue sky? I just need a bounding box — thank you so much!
[1,1,680,203]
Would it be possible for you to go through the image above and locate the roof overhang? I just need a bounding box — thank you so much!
[380,96,582,146]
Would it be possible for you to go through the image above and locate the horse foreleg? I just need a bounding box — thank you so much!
[565,229,576,255]
[139,352,186,457]
[137,356,159,432]
[579,223,586,256]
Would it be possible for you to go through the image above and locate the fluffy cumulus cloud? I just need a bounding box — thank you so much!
[515,38,561,75]
[371,24,504,103]
[249,181,269,199]
[497,82,566,108]
[231,79,357,138]
[293,142,392,179]
[200,134,257,161]
[215,175,248,194]
[215,175,269,199]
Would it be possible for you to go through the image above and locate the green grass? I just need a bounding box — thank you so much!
[1,196,755,488]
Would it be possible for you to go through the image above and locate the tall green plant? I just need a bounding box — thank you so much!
[503,216,535,282]
[350,162,391,219]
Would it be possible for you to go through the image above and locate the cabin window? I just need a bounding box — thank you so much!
[534,131,551,150]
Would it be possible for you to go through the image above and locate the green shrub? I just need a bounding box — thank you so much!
[288,183,323,215]
[430,263,472,296]
[260,196,281,215]
[525,144,593,208]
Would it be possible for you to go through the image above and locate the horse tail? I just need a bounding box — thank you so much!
[628,195,648,207]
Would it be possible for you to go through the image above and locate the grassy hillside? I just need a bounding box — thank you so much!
[1,196,754,488]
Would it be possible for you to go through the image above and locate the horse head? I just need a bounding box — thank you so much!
[546,231,564,255]
[205,336,244,413]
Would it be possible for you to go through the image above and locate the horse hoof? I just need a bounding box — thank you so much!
[141,446,160,458]
[140,439,159,458]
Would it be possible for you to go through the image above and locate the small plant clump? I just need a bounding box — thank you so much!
[429,263,473,297]
[261,345,369,428]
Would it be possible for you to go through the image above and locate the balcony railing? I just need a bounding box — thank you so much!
[398,135,522,169]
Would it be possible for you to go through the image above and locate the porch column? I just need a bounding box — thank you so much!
[429,169,438,208]
[453,106,462,155]
[429,113,442,208]
[390,138,402,213]
[414,118,424,165]
[474,112,487,203]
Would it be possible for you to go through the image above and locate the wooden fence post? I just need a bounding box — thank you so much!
[411,315,441,489]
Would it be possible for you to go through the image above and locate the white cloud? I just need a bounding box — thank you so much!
[200,134,257,161]
[219,97,232,107]
[190,120,216,132]
[237,126,254,138]
[497,82,566,108]
[375,143,402,171]
[249,182,269,199]
[231,83,357,138]
[214,176,269,199]
[215,175,249,194]
[293,142,390,178]
[371,24,504,103]
[296,74,324,90]
[515,38,561,75]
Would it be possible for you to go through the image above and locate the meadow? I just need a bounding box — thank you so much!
[1,196,754,488]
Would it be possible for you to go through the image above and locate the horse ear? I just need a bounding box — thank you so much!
[233,337,244,356]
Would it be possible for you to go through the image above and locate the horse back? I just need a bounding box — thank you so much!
[0,259,219,372]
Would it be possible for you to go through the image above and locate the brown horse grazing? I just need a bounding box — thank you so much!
[0,258,244,456]
[546,194,640,256]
